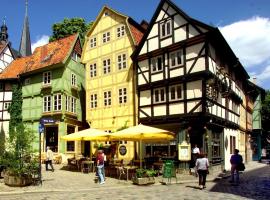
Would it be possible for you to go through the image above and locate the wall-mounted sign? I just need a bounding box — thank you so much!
[178,141,191,161]
[119,145,127,156]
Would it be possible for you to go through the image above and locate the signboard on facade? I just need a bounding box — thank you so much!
[178,141,191,161]
[119,145,127,156]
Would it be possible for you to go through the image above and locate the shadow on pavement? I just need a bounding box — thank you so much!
[185,185,202,190]
[209,165,270,200]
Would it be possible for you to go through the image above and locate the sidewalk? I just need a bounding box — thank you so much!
[0,161,267,195]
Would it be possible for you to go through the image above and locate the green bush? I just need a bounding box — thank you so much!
[136,168,157,178]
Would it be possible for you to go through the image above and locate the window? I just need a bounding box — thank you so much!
[90,94,98,108]
[24,78,31,85]
[71,51,80,62]
[151,56,163,72]
[67,126,75,152]
[4,102,11,110]
[170,50,183,67]
[103,59,111,74]
[117,25,125,38]
[153,88,166,103]
[117,54,127,70]
[160,19,172,38]
[90,37,97,48]
[90,63,97,77]
[169,85,182,101]
[54,94,62,111]
[43,71,51,85]
[43,95,51,112]
[119,88,127,104]
[71,73,77,87]
[102,32,110,43]
[66,96,76,113]
[212,132,221,164]
[230,136,236,154]
[104,91,111,106]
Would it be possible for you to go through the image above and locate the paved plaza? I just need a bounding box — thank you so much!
[0,162,269,200]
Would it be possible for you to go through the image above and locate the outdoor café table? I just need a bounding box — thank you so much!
[81,160,95,173]
[124,166,138,181]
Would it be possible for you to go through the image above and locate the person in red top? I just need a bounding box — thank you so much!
[96,150,105,184]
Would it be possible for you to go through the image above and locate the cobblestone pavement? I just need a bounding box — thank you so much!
[0,162,269,200]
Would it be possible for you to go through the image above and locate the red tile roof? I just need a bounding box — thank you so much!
[128,23,144,45]
[0,34,78,79]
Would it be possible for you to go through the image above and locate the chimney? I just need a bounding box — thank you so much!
[252,77,257,84]
[140,20,149,31]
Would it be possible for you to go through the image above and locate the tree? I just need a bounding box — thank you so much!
[49,18,93,45]
[261,90,270,147]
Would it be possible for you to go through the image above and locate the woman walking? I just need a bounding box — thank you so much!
[195,153,209,189]
[96,150,105,184]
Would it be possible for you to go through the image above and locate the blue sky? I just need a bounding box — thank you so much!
[1,0,270,89]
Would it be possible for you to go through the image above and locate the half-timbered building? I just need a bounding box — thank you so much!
[132,0,251,172]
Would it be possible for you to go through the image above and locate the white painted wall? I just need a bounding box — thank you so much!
[224,128,239,171]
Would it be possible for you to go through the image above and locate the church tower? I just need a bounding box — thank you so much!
[0,18,8,44]
[19,0,32,57]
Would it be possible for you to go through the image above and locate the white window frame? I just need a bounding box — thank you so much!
[90,93,98,108]
[117,25,125,38]
[90,37,97,48]
[24,78,31,85]
[71,97,76,113]
[160,19,172,38]
[90,63,97,78]
[71,73,77,87]
[117,54,127,70]
[118,88,127,104]
[54,94,62,111]
[169,85,183,101]
[104,91,112,107]
[43,95,51,112]
[170,50,183,68]
[151,56,163,72]
[153,87,166,103]
[71,51,80,62]
[103,59,111,75]
[102,31,110,43]
[43,71,51,85]
[4,102,11,110]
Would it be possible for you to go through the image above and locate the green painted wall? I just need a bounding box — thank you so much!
[22,56,85,154]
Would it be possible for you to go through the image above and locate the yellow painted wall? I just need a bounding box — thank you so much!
[82,8,137,161]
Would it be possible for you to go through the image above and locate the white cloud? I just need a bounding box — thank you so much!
[254,65,270,84]
[31,35,49,51]
[219,16,270,68]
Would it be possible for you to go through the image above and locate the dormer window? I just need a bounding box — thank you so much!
[160,19,172,38]
[72,51,81,62]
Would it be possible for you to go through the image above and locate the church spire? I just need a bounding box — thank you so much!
[0,17,8,44]
[19,0,32,57]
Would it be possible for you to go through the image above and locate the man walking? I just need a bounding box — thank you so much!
[46,146,54,172]
[230,149,243,185]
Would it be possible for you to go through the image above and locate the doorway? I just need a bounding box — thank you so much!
[84,141,90,157]
[45,126,58,152]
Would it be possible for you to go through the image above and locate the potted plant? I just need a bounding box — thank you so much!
[132,168,157,185]
[1,124,38,187]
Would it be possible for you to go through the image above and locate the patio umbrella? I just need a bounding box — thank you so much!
[111,124,175,168]
[61,128,111,141]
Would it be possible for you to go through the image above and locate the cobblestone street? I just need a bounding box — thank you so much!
[0,162,269,200]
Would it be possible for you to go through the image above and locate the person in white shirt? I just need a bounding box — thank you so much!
[189,144,200,175]
[46,146,54,172]
[195,153,209,189]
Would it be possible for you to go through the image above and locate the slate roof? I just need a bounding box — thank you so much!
[0,34,78,80]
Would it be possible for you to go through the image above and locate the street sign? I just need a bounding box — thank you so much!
[38,123,44,134]
[40,118,56,124]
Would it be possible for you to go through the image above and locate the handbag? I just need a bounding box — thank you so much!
[237,163,245,171]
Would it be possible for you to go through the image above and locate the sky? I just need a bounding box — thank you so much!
[1,0,270,89]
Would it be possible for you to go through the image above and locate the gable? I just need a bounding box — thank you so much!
[139,1,209,56]
[0,45,14,71]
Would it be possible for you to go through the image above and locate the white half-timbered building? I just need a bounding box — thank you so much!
[133,0,251,171]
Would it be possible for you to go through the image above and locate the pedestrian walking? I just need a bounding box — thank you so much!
[45,146,54,172]
[195,153,209,189]
[189,144,200,175]
[96,149,105,184]
[230,149,243,185]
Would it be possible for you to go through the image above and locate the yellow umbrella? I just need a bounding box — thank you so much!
[111,124,175,168]
[61,128,110,141]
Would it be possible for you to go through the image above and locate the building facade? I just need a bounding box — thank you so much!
[133,0,251,172]
[82,6,145,160]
